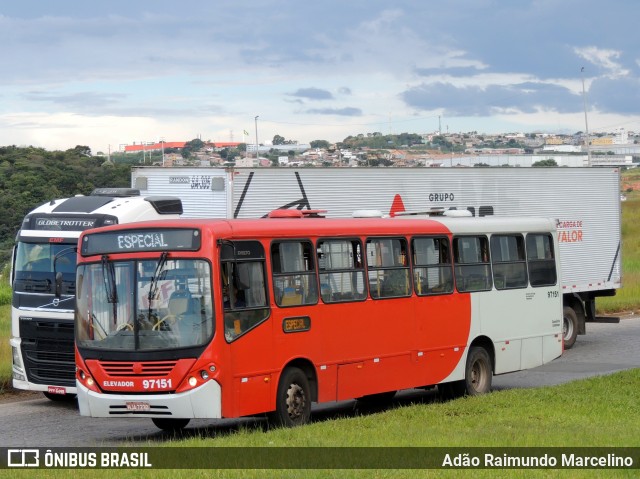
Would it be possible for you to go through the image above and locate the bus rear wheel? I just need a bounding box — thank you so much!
[464,346,492,396]
[269,367,311,427]
[152,418,190,431]
[563,306,578,349]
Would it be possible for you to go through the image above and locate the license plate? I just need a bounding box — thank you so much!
[48,386,66,395]
[126,401,151,411]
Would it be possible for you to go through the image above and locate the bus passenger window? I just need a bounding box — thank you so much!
[366,238,411,299]
[220,241,270,342]
[412,236,453,295]
[526,234,557,287]
[490,235,527,290]
[317,239,366,303]
[453,236,492,292]
[271,241,318,307]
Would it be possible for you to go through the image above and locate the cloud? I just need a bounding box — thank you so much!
[401,81,579,116]
[305,107,362,116]
[23,91,126,108]
[574,47,629,77]
[288,88,334,101]
[589,76,640,114]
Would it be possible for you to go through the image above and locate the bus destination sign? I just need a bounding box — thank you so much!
[82,229,200,256]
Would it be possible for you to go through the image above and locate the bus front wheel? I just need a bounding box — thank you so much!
[270,367,311,427]
[563,306,578,349]
[152,418,190,431]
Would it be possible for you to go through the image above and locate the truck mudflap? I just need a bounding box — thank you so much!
[590,316,621,324]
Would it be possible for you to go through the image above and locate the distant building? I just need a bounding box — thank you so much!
[123,141,242,153]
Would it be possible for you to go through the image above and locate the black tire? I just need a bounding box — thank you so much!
[152,418,190,431]
[356,390,396,406]
[464,346,492,396]
[43,392,77,402]
[269,367,311,427]
[563,306,578,349]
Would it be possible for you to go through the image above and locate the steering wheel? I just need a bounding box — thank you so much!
[116,322,134,331]
[153,314,178,331]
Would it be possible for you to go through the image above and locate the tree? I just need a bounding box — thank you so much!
[532,159,558,167]
[273,135,286,146]
[310,140,330,149]
[181,138,205,158]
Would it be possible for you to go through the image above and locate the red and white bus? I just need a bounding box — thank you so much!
[75,213,563,430]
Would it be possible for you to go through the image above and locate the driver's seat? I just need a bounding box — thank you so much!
[167,290,192,316]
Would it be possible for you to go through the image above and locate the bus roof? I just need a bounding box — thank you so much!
[81,215,557,242]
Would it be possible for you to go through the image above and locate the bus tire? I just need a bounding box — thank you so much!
[269,367,311,428]
[152,418,190,431]
[563,306,578,349]
[464,346,492,396]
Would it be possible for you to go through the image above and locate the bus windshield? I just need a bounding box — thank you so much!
[76,258,214,350]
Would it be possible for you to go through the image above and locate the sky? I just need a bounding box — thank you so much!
[1,0,639,154]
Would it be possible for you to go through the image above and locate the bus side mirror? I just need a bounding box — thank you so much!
[55,272,63,297]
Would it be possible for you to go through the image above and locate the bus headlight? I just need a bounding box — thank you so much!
[188,377,197,387]
[77,366,99,392]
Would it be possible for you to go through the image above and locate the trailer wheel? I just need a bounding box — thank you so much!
[269,367,311,427]
[563,306,578,349]
[152,418,190,431]
[464,346,492,396]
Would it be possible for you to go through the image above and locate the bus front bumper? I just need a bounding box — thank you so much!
[77,380,222,419]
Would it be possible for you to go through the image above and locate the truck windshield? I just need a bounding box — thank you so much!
[13,241,76,294]
[76,258,214,350]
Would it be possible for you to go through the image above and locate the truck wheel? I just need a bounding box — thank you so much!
[269,367,311,427]
[563,306,578,349]
[152,418,190,431]
[464,346,492,396]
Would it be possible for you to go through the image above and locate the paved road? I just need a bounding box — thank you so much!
[2,317,639,447]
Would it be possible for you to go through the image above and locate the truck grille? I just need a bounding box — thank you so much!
[19,318,75,387]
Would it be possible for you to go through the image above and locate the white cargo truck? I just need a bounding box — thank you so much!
[131,166,622,348]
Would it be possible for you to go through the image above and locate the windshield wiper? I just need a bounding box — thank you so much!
[101,255,118,304]
[147,252,169,323]
[101,254,119,330]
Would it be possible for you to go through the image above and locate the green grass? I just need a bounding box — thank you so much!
[0,304,10,393]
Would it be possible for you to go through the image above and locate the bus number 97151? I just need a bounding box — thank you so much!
[142,379,172,389]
